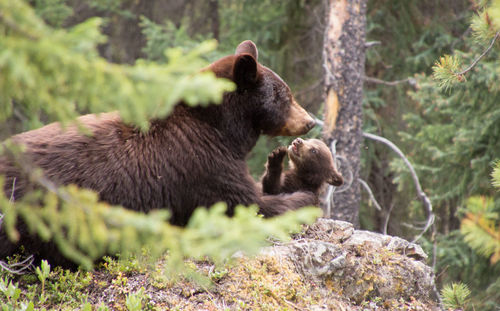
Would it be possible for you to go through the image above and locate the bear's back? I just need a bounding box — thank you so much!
[2,107,257,225]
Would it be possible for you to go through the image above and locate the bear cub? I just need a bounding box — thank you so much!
[261,138,343,202]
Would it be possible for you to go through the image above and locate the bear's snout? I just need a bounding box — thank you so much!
[275,100,315,136]
[305,119,316,131]
[329,173,344,186]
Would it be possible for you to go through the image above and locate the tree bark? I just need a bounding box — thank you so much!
[209,0,220,42]
[322,0,366,227]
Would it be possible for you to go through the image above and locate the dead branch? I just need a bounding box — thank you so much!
[362,132,434,243]
[364,76,416,87]
[358,178,382,212]
[322,138,354,218]
[383,203,394,235]
[365,41,381,49]
[9,178,16,202]
[0,255,34,274]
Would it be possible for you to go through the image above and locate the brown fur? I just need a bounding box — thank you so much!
[261,138,343,202]
[0,41,316,267]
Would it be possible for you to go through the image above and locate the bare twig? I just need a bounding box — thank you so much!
[364,76,416,87]
[383,203,394,235]
[324,139,338,218]
[315,119,434,241]
[333,156,353,194]
[365,41,381,49]
[323,137,354,218]
[431,223,437,271]
[358,178,382,211]
[401,222,427,230]
[456,31,500,76]
[0,255,34,274]
[13,107,29,124]
[9,178,16,202]
[314,117,324,127]
[362,132,434,243]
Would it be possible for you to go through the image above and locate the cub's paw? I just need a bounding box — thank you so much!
[267,146,287,167]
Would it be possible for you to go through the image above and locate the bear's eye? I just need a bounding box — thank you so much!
[311,148,317,154]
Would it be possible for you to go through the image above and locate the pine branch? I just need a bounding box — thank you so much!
[455,30,500,76]
[0,11,38,40]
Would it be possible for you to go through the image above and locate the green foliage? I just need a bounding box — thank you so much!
[432,54,463,91]
[0,277,34,311]
[459,162,500,268]
[0,177,320,271]
[218,0,295,60]
[492,160,500,189]
[431,1,500,90]
[140,17,222,63]
[365,3,500,309]
[33,0,72,27]
[470,10,498,45]
[421,231,500,310]
[489,0,500,28]
[400,45,500,211]
[382,0,499,223]
[430,162,500,310]
[35,260,51,302]
[361,0,470,235]
[125,287,146,311]
[0,2,321,287]
[0,260,94,309]
[441,282,471,310]
[0,0,234,131]
[461,196,500,264]
[86,0,130,17]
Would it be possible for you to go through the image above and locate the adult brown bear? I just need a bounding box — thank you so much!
[0,41,316,266]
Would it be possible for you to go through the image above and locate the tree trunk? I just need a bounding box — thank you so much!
[322,0,366,227]
[209,0,220,42]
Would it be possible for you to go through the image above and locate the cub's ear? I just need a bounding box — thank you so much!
[235,40,258,60]
[327,170,344,186]
[233,53,258,89]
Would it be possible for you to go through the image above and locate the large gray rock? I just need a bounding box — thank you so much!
[262,218,440,308]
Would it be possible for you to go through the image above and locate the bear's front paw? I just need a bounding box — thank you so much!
[267,146,287,168]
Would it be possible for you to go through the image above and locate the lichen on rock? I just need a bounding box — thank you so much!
[262,218,440,309]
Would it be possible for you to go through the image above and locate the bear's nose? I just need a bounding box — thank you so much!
[305,119,316,131]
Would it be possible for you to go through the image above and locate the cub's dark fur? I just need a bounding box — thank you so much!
[261,138,343,203]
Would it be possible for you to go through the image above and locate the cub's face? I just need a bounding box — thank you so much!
[288,138,344,186]
[208,40,315,136]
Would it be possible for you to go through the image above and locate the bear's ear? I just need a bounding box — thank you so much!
[235,40,258,60]
[233,53,258,89]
